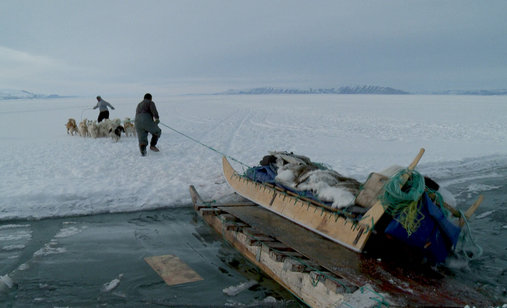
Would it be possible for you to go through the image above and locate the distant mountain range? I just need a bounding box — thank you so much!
[0,89,65,100]
[431,89,507,95]
[217,86,507,96]
[3,86,507,100]
[218,85,409,95]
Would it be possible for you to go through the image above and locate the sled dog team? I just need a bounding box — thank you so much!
[66,117,136,141]
[66,94,161,156]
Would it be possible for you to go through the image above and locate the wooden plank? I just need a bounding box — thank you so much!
[224,221,249,231]
[218,213,237,221]
[283,258,306,272]
[196,202,257,210]
[216,202,257,207]
[200,208,221,216]
[144,255,203,286]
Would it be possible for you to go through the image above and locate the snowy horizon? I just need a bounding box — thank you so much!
[2,85,507,101]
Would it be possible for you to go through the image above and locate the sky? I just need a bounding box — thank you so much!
[1,0,506,96]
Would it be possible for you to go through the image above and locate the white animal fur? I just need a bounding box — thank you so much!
[88,120,99,138]
[78,119,89,137]
[97,119,114,138]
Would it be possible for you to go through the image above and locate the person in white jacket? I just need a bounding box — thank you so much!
[93,96,115,122]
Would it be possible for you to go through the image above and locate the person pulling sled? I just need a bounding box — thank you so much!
[135,93,161,156]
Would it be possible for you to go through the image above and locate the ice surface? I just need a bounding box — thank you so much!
[1,94,507,220]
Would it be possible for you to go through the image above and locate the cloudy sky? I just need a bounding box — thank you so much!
[1,1,506,96]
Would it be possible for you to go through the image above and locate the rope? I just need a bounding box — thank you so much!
[159,121,251,169]
[359,285,390,308]
[381,169,426,236]
[455,209,483,261]
[80,107,93,121]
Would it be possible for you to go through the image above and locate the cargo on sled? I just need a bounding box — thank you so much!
[223,148,483,264]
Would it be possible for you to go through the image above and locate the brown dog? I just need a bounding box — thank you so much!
[124,117,136,137]
[66,118,78,135]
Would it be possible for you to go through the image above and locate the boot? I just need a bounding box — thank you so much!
[150,135,160,152]
[140,144,147,156]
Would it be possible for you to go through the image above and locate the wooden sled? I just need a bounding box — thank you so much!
[222,149,484,254]
[190,185,492,307]
[222,149,425,252]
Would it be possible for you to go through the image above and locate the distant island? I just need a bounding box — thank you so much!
[215,86,507,96]
[0,89,65,100]
[217,85,409,95]
[431,89,507,96]
[3,86,506,100]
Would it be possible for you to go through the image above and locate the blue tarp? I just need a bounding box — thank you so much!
[245,165,277,184]
[385,192,461,264]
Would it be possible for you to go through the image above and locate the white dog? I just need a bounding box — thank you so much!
[97,119,113,138]
[78,119,89,137]
[87,120,99,138]
[112,118,122,126]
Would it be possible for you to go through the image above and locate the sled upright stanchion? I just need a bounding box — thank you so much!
[460,194,484,227]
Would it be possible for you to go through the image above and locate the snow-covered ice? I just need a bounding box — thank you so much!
[1,94,507,220]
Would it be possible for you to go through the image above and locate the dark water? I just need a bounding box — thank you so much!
[0,208,302,307]
[423,155,507,305]
[1,155,506,307]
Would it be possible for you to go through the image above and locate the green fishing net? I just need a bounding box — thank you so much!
[381,169,426,236]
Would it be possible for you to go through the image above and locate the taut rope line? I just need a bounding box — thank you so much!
[159,121,251,169]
